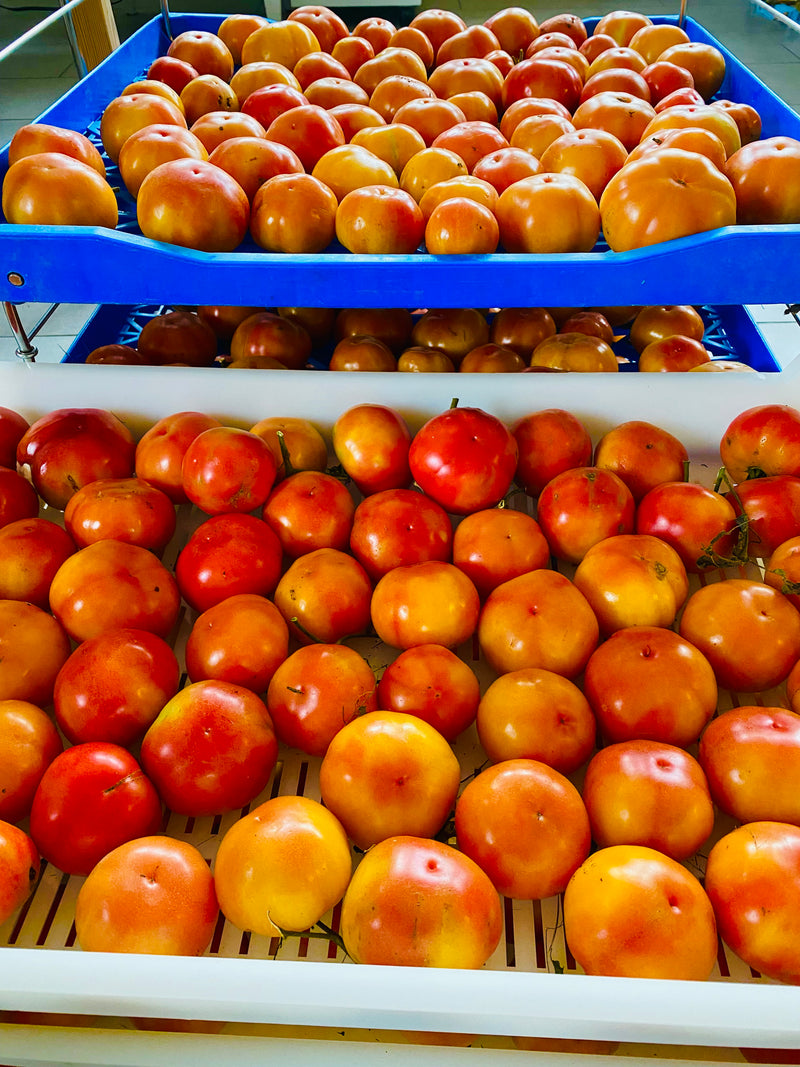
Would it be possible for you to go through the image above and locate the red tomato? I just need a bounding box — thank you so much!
[725,474,800,560]
[135,411,223,503]
[370,560,480,650]
[50,540,181,643]
[273,547,373,645]
[766,535,800,611]
[0,407,29,469]
[340,835,502,967]
[266,643,378,757]
[53,628,180,747]
[0,820,40,924]
[29,742,162,875]
[175,513,283,614]
[0,466,39,528]
[376,644,479,741]
[452,506,549,598]
[319,710,461,849]
[705,821,800,985]
[332,403,412,496]
[75,836,219,955]
[635,480,739,572]
[593,420,689,502]
[64,477,177,555]
[455,758,591,900]
[140,679,278,816]
[16,408,136,512]
[409,405,518,515]
[536,466,636,564]
[181,426,278,516]
[349,487,453,580]
[0,700,63,824]
[185,593,289,692]
[720,404,800,481]
[679,578,800,692]
[512,408,592,496]
[263,470,355,558]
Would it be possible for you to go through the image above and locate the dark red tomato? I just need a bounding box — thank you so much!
[262,470,356,558]
[29,742,163,875]
[536,466,636,564]
[0,407,29,469]
[720,404,800,482]
[175,513,283,613]
[0,466,40,528]
[635,480,739,572]
[349,487,454,580]
[726,475,800,560]
[181,425,278,515]
[408,405,519,515]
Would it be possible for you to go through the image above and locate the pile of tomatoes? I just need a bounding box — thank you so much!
[3,5,800,254]
[3,391,800,1001]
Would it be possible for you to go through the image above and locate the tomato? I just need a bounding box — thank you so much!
[264,471,355,558]
[583,625,717,747]
[409,8,466,53]
[75,836,218,955]
[0,466,39,529]
[388,26,435,69]
[16,408,136,512]
[313,144,399,201]
[0,599,71,706]
[273,547,373,645]
[640,60,695,104]
[0,821,39,924]
[29,742,162,875]
[571,91,655,153]
[0,700,62,824]
[336,184,426,254]
[328,335,397,372]
[349,487,452,580]
[99,93,187,165]
[512,408,592,496]
[538,128,628,202]
[628,303,705,352]
[376,644,479,741]
[573,532,689,635]
[459,341,525,371]
[478,568,600,678]
[319,710,461,849]
[135,411,223,503]
[9,122,106,176]
[118,124,209,199]
[657,40,725,101]
[140,679,278,816]
[471,146,542,194]
[54,628,179,747]
[497,173,601,254]
[184,593,288,694]
[501,54,584,114]
[451,507,548,599]
[599,147,737,252]
[425,197,500,254]
[147,55,199,94]
[635,480,739,572]
[705,821,800,985]
[594,10,653,46]
[167,29,234,81]
[214,796,352,936]
[0,407,29,469]
[727,474,800,559]
[629,22,690,65]
[340,835,502,968]
[175,513,282,614]
[181,425,278,516]
[50,540,181,643]
[593,420,688,502]
[332,403,412,495]
[288,5,348,52]
[699,706,800,826]
[582,740,715,860]
[720,404,800,481]
[680,578,800,693]
[137,310,218,367]
[767,535,800,611]
[580,67,651,104]
[564,844,717,980]
[536,466,635,564]
[476,667,595,772]
[251,172,338,255]
[457,758,590,902]
[2,152,118,229]
[266,643,377,757]
[409,405,518,515]
[371,561,480,650]
[64,477,176,556]
[351,122,426,173]
[411,308,489,365]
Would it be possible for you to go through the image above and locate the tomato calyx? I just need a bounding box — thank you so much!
[765,567,800,598]
[276,919,349,957]
[275,430,298,481]
[694,467,751,569]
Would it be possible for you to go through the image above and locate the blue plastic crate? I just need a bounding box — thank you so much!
[1,12,799,308]
[62,301,783,372]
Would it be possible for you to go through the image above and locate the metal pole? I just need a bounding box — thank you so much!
[0,0,86,67]
[57,0,89,78]
[2,303,38,364]
[159,0,173,42]
[679,0,689,27]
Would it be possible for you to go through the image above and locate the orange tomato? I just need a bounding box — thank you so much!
[371,561,480,650]
[376,644,479,741]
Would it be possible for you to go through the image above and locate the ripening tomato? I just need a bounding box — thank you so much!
[476,667,595,773]
[376,644,480,742]
[705,821,800,985]
[140,679,278,816]
[726,475,800,560]
[340,835,502,968]
[452,506,549,599]
[0,599,71,706]
[371,561,480,650]
[512,408,592,497]
[175,513,283,614]
[273,547,373,645]
[456,759,590,901]
[0,820,40,924]
[75,836,219,955]
[184,593,288,693]
[635,480,739,572]
[724,136,800,224]
[266,643,377,757]
[29,742,163,875]
[0,467,39,529]
[213,796,352,937]
[720,404,800,482]
[319,710,461,849]
[53,628,180,747]
[349,488,453,580]
[135,411,223,504]
[536,466,636,565]
[181,426,278,516]
[332,404,412,495]
[263,471,356,559]
[593,420,689,502]
[409,405,518,515]
[64,477,177,556]
[0,700,63,824]
[2,152,119,229]
[679,578,800,693]
[564,844,718,980]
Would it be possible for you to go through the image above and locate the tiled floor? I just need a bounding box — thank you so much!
[1,0,799,366]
